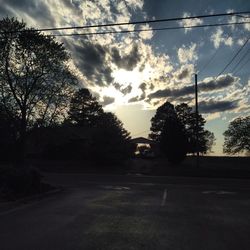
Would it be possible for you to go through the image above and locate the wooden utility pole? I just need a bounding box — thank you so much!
[195,73,199,167]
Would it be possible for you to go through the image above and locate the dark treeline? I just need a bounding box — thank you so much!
[27,89,134,165]
[0,17,134,166]
[149,101,215,164]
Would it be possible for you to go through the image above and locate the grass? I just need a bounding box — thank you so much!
[128,156,250,178]
[18,156,250,179]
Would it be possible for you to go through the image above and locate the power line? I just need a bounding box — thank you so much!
[2,11,250,34]
[216,37,250,78]
[198,48,220,75]
[234,54,250,74]
[235,14,250,18]
[51,21,250,37]
[231,45,250,73]
[198,30,233,75]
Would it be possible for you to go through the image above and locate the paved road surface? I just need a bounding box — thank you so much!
[1,174,250,250]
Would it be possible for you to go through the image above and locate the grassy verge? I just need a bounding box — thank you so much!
[0,164,55,201]
[129,156,250,178]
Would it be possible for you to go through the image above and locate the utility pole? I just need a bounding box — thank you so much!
[195,73,199,167]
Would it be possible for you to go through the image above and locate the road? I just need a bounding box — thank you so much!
[1,174,250,250]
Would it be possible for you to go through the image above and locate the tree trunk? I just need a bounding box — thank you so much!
[15,110,27,165]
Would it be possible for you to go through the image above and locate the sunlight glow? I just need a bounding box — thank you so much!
[101,65,153,107]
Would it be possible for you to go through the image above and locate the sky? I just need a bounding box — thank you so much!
[0,0,250,155]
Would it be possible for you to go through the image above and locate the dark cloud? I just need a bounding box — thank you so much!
[148,74,237,100]
[168,95,193,103]
[128,92,146,103]
[113,82,122,90]
[128,82,147,102]
[177,68,190,80]
[128,96,140,103]
[139,82,147,92]
[101,96,115,106]
[199,100,239,113]
[120,85,132,95]
[199,75,235,92]
[113,83,132,95]
[148,85,194,99]
[140,92,146,100]
[149,83,154,90]
[153,100,161,106]
[111,45,141,71]
[72,42,113,86]
[148,88,170,99]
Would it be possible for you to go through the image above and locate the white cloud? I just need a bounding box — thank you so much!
[138,24,154,40]
[179,12,203,33]
[125,0,144,10]
[244,23,250,31]
[177,43,198,63]
[237,38,245,46]
[210,27,233,48]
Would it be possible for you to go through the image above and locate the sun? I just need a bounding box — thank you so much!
[99,66,153,107]
[113,68,144,86]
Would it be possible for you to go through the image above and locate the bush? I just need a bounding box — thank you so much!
[0,165,42,199]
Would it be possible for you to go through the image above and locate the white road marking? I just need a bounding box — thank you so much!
[202,191,215,194]
[101,185,131,190]
[216,191,236,195]
[161,189,167,206]
[202,190,236,195]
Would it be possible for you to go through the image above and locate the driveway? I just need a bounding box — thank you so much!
[1,175,250,250]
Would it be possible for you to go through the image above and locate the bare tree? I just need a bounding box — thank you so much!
[0,17,77,161]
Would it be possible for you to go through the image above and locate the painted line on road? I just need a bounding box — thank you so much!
[202,190,236,195]
[161,189,167,206]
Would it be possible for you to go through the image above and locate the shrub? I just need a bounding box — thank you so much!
[0,165,42,199]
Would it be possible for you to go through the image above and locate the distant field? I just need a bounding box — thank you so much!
[130,156,250,178]
[25,156,250,179]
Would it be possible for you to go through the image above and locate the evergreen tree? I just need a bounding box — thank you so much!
[67,88,104,127]
[91,112,134,164]
[175,103,214,154]
[149,101,215,163]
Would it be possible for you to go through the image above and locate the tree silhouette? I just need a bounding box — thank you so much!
[175,103,215,154]
[160,115,188,164]
[67,88,104,127]
[91,112,134,164]
[0,105,18,160]
[149,102,176,141]
[149,101,215,163]
[0,17,77,161]
[223,116,250,155]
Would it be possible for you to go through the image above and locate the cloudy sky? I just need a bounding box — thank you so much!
[0,0,250,155]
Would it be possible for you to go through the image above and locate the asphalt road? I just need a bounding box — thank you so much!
[1,174,250,250]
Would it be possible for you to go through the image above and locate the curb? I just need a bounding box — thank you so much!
[0,188,63,215]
